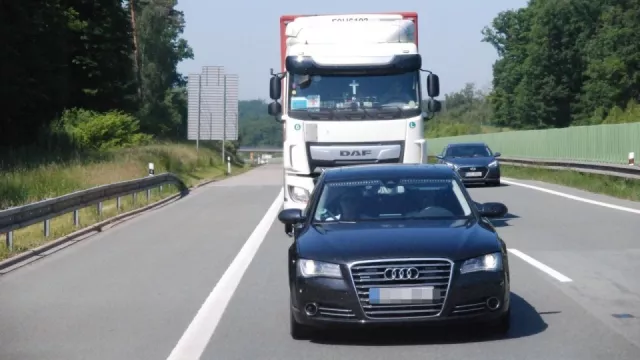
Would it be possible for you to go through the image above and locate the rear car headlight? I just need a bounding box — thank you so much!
[460,252,503,274]
[288,185,310,203]
[299,259,342,278]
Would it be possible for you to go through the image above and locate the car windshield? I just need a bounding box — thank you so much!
[312,178,473,223]
[445,145,492,158]
[287,72,420,120]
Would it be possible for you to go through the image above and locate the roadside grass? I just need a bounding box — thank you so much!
[0,141,251,261]
[502,165,640,202]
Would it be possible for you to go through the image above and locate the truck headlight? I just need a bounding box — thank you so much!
[299,259,342,278]
[460,252,503,274]
[288,185,309,203]
[488,160,498,167]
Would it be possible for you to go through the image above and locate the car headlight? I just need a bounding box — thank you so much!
[460,252,503,274]
[444,162,459,170]
[488,160,498,167]
[288,185,310,203]
[299,259,342,278]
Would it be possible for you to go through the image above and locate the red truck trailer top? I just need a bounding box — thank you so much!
[279,12,419,71]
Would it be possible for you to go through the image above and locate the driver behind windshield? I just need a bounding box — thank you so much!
[318,187,363,221]
[314,180,470,222]
[380,79,414,104]
[447,145,491,158]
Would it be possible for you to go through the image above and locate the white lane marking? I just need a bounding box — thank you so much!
[166,188,284,360]
[502,177,640,215]
[508,248,573,283]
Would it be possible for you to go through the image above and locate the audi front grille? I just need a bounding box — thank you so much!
[348,258,453,319]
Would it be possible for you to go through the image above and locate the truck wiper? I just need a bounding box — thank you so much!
[290,107,335,120]
[373,105,405,119]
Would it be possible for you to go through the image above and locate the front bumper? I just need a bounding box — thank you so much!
[290,266,509,329]
[457,165,500,184]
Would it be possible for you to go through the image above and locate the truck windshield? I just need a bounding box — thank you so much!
[287,72,421,120]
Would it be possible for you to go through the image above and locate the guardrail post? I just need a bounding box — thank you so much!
[5,231,13,251]
[44,219,50,237]
[146,189,151,202]
[97,202,103,217]
[116,197,122,212]
[73,210,79,227]
[133,192,137,204]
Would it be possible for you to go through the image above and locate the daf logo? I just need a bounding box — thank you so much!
[384,267,420,280]
[340,150,372,157]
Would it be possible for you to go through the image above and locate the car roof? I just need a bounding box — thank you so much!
[446,142,488,148]
[321,164,456,182]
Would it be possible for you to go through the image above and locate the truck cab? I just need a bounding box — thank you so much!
[267,13,441,234]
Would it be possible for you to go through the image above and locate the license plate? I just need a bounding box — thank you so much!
[369,287,435,304]
[465,171,482,177]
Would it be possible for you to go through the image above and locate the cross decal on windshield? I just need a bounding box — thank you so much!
[349,80,359,95]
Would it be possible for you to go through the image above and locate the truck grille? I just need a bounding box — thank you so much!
[349,258,453,319]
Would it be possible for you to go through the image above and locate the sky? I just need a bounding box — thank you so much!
[175,0,529,101]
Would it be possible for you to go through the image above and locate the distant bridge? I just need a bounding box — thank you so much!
[237,147,283,153]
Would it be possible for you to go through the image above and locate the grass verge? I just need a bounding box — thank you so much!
[0,141,251,261]
[501,165,640,202]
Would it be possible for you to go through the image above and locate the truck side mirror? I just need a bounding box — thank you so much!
[427,98,441,113]
[427,74,440,98]
[268,101,282,116]
[270,77,281,100]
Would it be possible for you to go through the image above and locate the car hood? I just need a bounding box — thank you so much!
[442,157,495,166]
[297,219,502,264]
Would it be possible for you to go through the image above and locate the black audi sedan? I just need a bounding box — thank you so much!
[436,142,501,186]
[277,163,511,340]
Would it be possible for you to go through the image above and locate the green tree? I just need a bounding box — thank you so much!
[481,0,640,130]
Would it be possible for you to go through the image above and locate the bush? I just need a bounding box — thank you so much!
[55,108,153,151]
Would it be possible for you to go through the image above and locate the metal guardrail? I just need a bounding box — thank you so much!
[0,173,189,251]
[497,157,640,178]
[426,155,640,179]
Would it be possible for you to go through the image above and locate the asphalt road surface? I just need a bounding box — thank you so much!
[1,164,639,360]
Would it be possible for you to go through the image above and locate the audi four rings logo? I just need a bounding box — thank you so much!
[384,267,420,280]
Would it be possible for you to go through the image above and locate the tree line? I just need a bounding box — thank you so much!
[1,0,192,154]
[480,0,640,129]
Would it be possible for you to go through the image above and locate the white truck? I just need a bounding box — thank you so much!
[267,12,442,234]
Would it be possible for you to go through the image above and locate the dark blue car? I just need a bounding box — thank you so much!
[436,142,501,186]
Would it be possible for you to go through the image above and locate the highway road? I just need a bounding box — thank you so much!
[1,163,639,360]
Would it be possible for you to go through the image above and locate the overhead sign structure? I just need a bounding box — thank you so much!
[187,65,239,142]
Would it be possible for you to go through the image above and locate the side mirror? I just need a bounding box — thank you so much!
[477,202,508,218]
[427,98,441,113]
[267,101,282,116]
[494,152,501,157]
[278,208,306,225]
[427,73,440,98]
[435,155,443,160]
[269,77,281,100]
